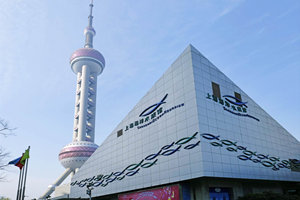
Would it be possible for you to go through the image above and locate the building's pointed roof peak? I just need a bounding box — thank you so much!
[186,43,201,54]
[181,43,206,59]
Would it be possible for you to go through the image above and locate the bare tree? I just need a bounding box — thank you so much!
[0,148,9,169]
[0,118,15,180]
[0,118,15,137]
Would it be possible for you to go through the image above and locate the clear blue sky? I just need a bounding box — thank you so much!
[0,0,299,199]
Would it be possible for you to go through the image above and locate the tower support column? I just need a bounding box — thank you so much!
[86,73,97,141]
[78,65,90,141]
[40,168,73,199]
[73,72,82,141]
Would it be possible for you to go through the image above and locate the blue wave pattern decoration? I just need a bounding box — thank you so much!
[139,94,168,117]
[71,132,200,188]
[201,133,298,171]
[71,132,299,188]
[223,95,248,108]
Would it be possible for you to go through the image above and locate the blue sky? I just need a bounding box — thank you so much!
[0,0,299,199]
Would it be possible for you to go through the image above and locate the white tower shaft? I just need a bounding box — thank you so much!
[73,66,97,142]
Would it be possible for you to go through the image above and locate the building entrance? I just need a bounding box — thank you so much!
[209,187,232,200]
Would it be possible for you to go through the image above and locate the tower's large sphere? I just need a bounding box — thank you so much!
[70,48,105,75]
[59,141,98,170]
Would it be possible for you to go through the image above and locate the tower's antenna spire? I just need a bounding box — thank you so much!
[88,0,94,27]
[84,0,96,48]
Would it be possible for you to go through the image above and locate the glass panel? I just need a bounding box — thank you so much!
[234,92,242,101]
[212,82,221,98]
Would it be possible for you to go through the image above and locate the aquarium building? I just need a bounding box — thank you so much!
[66,45,300,200]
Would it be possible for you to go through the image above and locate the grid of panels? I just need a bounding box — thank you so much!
[191,45,300,181]
[70,45,201,198]
[70,45,300,198]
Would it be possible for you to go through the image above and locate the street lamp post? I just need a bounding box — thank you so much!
[86,183,93,200]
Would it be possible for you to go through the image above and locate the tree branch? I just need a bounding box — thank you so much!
[0,118,15,181]
[0,118,16,137]
[0,148,9,181]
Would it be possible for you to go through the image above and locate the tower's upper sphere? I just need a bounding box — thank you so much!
[70,48,105,75]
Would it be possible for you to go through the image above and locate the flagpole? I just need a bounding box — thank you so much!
[20,159,28,200]
[18,165,25,200]
[16,168,22,200]
[9,147,30,200]
[21,146,30,200]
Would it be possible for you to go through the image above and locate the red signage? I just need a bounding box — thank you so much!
[118,185,180,200]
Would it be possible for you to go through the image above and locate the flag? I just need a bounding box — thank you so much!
[20,148,30,165]
[8,156,24,169]
[8,156,22,165]
[8,148,30,170]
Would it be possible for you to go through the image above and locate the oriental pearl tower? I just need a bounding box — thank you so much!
[40,1,104,198]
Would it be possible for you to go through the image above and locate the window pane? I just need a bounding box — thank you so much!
[117,129,123,137]
[234,92,242,101]
[212,82,221,98]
